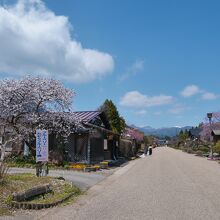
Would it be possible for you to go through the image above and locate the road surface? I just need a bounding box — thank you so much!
[8,167,117,191]
[4,147,220,220]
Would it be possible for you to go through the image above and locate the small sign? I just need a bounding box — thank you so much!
[36,129,48,162]
[104,139,108,150]
[24,143,29,156]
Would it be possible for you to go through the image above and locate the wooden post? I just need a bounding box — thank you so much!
[36,162,48,177]
[36,162,42,177]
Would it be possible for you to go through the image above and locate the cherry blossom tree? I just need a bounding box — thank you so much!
[200,112,220,142]
[199,112,220,159]
[0,76,80,161]
[122,127,144,143]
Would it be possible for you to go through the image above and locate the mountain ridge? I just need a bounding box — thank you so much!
[130,125,193,137]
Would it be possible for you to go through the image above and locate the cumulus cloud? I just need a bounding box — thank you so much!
[118,60,144,82]
[0,0,114,83]
[202,92,218,100]
[120,91,174,108]
[181,85,218,101]
[180,85,200,97]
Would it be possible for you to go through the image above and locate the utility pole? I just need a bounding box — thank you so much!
[207,112,213,160]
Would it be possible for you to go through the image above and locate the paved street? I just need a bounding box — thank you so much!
[8,167,117,191]
[4,147,220,220]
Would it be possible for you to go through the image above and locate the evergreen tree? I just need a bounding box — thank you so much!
[144,136,149,145]
[178,130,189,141]
[99,99,126,134]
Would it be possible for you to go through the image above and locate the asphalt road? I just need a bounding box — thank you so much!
[4,147,220,220]
[8,167,116,191]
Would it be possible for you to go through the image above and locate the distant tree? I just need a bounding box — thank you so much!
[122,127,144,143]
[0,76,79,161]
[99,99,125,134]
[198,123,203,128]
[178,130,189,141]
[145,135,155,145]
[119,116,126,133]
[164,136,171,140]
[143,136,149,145]
[179,130,183,136]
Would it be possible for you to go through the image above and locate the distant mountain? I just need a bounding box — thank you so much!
[133,125,192,137]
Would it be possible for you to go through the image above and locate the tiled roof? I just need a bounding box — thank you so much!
[212,130,220,136]
[72,111,101,123]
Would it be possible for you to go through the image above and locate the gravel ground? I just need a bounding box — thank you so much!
[3,147,220,220]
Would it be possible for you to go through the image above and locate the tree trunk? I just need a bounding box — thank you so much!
[0,142,6,161]
[13,184,52,202]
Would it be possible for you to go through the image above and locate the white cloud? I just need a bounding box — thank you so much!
[120,91,174,108]
[118,60,144,82]
[202,92,217,100]
[180,85,218,101]
[131,60,144,72]
[135,110,147,116]
[0,0,114,83]
[180,85,200,97]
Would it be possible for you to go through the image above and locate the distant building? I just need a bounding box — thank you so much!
[211,130,220,144]
[120,126,144,158]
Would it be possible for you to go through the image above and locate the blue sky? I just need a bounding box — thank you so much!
[0,0,220,128]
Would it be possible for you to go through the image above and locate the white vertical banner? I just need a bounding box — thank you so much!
[24,143,29,156]
[104,139,108,150]
[36,129,48,162]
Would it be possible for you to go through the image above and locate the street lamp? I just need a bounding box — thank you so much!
[207,113,213,121]
[207,112,213,159]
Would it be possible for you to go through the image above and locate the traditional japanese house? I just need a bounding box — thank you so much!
[63,111,120,164]
[211,130,220,144]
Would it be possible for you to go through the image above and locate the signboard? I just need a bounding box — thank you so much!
[36,129,48,162]
[104,139,108,150]
[24,143,29,156]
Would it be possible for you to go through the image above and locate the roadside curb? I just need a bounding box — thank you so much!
[11,192,75,210]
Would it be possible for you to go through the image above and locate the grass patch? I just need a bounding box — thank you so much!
[28,182,81,204]
[0,207,11,216]
[0,173,81,216]
[5,156,71,170]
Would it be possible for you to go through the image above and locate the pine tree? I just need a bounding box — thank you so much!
[99,99,126,134]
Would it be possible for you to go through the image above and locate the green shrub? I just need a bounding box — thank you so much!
[195,150,204,157]
[183,148,194,154]
[187,149,194,154]
[198,146,210,153]
[5,155,36,168]
[213,141,220,154]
